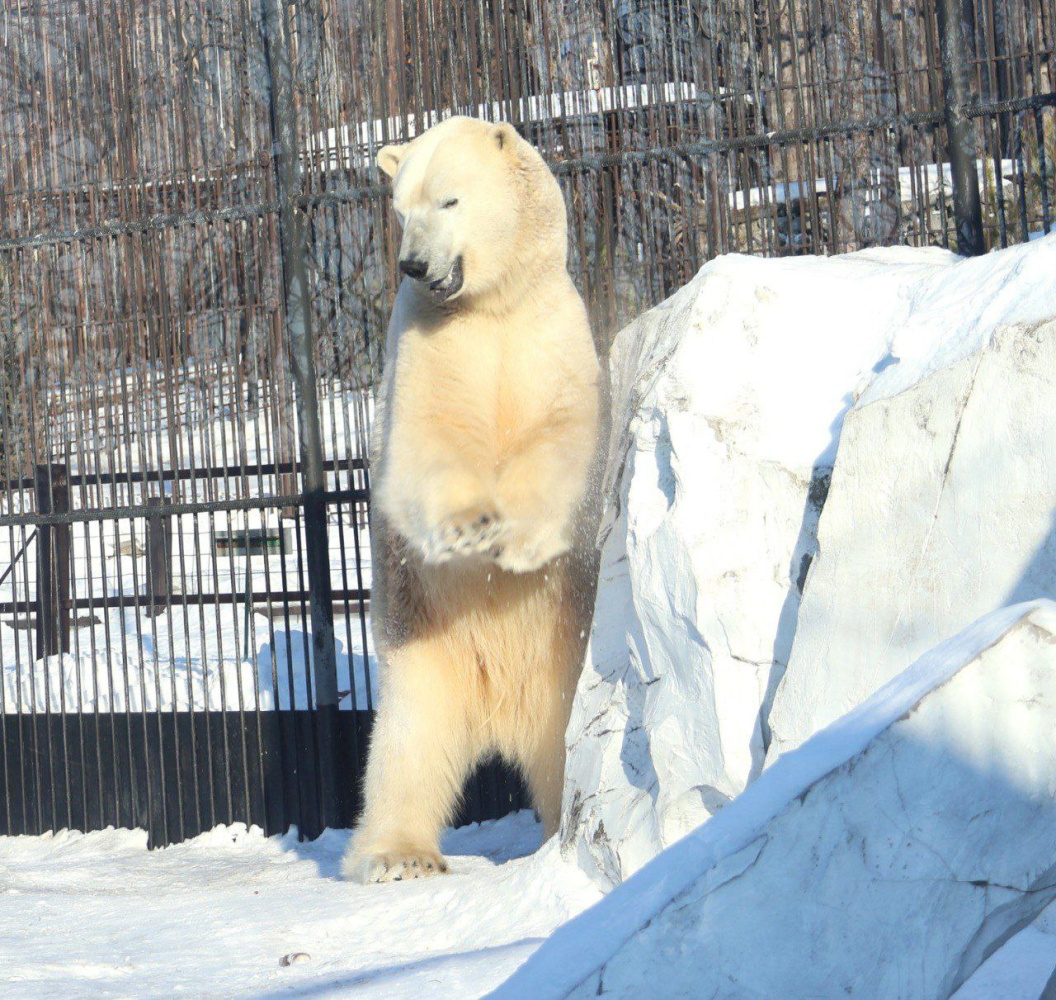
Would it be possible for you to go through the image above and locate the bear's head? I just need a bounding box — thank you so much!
[377,116,567,309]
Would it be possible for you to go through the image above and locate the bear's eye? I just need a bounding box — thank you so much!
[441,198,459,209]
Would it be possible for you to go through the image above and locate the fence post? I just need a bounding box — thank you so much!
[34,463,70,659]
[260,0,340,836]
[936,0,985,256]
[145,496,172,617]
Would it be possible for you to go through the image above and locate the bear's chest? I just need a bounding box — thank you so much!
[397,318,546,439]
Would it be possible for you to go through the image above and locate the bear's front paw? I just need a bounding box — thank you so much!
[343,848,450,884]
[494,525,570,574]
[419,507,505,564]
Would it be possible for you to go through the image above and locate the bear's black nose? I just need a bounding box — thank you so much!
[399,257,428,281]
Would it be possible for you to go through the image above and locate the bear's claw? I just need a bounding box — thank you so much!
[420,507,505,563]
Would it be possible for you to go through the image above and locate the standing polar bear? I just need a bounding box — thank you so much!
[344,116,602,883]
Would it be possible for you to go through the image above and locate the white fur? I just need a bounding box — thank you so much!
[344,117,601,883]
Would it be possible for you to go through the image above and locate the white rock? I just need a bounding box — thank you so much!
[499,601,1056,1000]
[560,247,960,888]
[767,311,1056,761]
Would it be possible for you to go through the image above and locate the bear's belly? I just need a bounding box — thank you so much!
[412,559,568,683]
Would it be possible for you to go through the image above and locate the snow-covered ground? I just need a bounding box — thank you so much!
[33,370,372,491]
[0,811,601,999]
[0,809,1050,999]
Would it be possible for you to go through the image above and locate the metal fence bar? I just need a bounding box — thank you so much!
[937,0,987,255]
[259,0,340,839]
[34,464,70,659]
[0,488,369,528]
[0,588,369,616]
[145,497,172,618]
[4,456,365,494]
[0,529,36,590]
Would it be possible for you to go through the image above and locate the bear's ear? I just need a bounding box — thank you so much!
[377,144,406,180]
[491,122,519,153]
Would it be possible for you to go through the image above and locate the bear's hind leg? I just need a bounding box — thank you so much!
[344,639,474,883]
[524,735,565,840]
[516,673,574,840]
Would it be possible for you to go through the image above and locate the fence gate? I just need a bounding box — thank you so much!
[0,0,1052,845]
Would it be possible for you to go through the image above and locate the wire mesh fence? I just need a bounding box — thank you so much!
[0,0,1052,846]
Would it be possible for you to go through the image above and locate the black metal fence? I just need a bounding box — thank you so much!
[0,0,1051,846]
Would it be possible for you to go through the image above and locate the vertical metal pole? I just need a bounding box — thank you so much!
[145,496,172,618]
[35,464,70,659]
[936,0,985,256]
[260,0,339,837]
[990,0,1011,158]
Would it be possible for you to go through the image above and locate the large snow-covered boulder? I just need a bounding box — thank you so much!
[767,237,1056,761]
[500,601,1056,1000]
[559,247,964,887]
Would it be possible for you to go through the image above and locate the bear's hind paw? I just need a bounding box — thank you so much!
[343,848,450,884]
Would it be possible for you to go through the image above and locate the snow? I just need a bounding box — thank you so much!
[559,244,961,887]
[0,811,601,998]
[2,605,375,713]
[35,370,372,486]
[862,233,1056,403]
[1,528,378,712]
[728,158,1024,213]
[499,600,1056,999]
[768,313,1056,760]
[647,246,959,471]
[561,234,1056,892]
[951,927,1056,1000]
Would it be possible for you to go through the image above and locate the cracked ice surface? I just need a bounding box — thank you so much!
[501,601,1056,1000]
[560,245,968,888]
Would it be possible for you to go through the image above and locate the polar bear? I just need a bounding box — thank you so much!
[344,116,601,883]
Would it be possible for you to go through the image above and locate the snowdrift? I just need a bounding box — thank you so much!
[499,600,1056,999]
